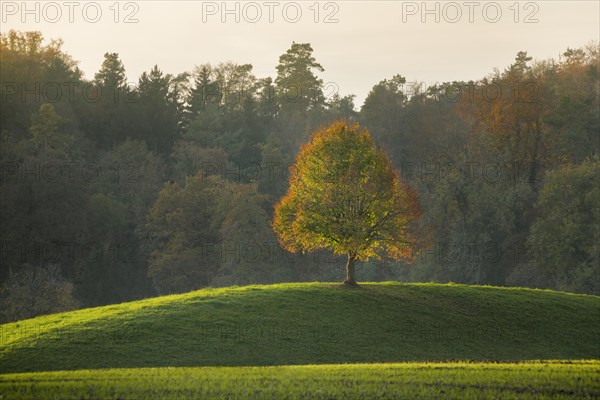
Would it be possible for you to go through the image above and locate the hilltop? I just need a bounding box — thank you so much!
[1,282,598,373]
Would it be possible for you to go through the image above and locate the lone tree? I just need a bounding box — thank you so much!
[273,121,421,285]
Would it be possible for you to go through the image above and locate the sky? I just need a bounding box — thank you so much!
[2,1,599,106]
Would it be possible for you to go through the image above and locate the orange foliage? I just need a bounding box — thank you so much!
[273,121,422,263]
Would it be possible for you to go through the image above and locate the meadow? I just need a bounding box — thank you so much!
[1,361,598,399]
[1,282,599,398]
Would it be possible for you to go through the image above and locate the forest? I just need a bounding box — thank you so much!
[1,30,598,322]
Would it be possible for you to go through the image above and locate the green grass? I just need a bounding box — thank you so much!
[1,282,598,374]
[1,361,598,399]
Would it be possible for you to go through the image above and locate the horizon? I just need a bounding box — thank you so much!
[2,1,598,106]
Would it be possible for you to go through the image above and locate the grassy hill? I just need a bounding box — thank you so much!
[1,282,599,374]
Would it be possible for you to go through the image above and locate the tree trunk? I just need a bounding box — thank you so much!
[344,254,357,285]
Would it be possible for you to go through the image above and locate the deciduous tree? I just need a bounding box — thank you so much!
[273,121,421,284]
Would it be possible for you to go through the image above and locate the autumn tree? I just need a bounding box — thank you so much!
[456,51,552,190]
[273,121,421,285]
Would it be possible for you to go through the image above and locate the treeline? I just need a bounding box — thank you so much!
[0,30,598,322]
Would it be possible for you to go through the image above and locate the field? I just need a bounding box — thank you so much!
[1,361,599,399]
[1,282,599,398]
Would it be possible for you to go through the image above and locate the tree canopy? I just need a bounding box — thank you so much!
[273,121,421,284]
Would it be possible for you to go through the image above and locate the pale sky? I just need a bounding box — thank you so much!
[2,1,599,105]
